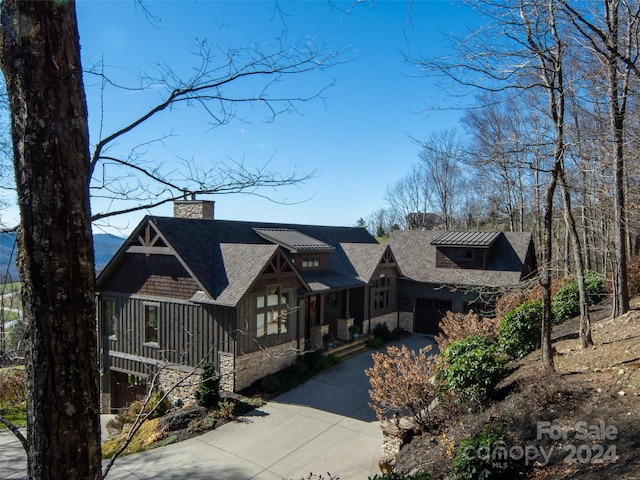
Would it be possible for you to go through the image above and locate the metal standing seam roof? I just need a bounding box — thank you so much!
[253,228,336,253]
[431,231,501,248]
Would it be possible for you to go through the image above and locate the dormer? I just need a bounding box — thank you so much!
[253,228,335,271]
[431,231,502,269]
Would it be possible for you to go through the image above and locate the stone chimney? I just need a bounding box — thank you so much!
[173,199,215,220]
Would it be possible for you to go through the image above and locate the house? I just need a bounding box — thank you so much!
[389,230,537,335]
[96,200,402,412]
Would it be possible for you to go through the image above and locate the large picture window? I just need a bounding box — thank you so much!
[144,303,159,344]
[372,275,393,312]
[256,286,289,337]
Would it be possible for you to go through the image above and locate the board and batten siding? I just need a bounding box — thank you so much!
[101,293,235,378]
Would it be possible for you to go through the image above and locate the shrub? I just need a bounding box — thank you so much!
[453,427,512,480]
[372,323,398,343]
[498,301,541,360]
[584,270,606,304]
[109,389,171,430]
[435,310,500,352]
[366,336,385,349]
[552,271,606,324]
[0,368,25,408]
[366,344,436,429]
[369,472,433,480]
[195,362,221,409]
[435,335,506,408]
[627,256,640,298]
[551,280,579,323]
[256,349,341,396]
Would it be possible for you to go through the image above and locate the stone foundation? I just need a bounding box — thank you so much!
[232,340,304,392]
[219,352,235,392]
[158,366,199,406]
[100,392,112,414]
[398,311,414,332]
[371,312,398,332]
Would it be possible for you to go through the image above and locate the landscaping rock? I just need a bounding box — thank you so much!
[158,405,207,432]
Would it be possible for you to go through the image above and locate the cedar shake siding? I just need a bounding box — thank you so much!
[102,253,199,300]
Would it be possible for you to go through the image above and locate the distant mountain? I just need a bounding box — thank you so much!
[0,232,125,282]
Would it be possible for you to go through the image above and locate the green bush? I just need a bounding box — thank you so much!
[366,336,385,349]
[195,362,221,409]
[552,271,606,324]
[435,335,506,407]
[584,270,606,304]
[498,301,541,360]
[453,427,512,480]
[369,471,433,480]
[372,322,398,343]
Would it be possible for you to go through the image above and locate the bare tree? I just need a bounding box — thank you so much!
[416,128,465,230]
[0,1,342,478]
[561,0,640,317]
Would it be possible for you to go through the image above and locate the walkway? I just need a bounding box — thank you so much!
[0,335,435,480]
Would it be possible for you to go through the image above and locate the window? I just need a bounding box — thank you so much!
[255,286,289,337]
[144,304,159,344]
[448,248,474,260]
[103,299,117,338]
[301,256,320,268]
[372,275,392,312]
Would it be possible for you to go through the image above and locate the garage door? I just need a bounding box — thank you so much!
[414,298,452,334]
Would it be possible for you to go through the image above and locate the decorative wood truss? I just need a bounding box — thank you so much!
[126,223,173,256]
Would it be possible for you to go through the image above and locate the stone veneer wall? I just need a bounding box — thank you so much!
[100,392,111,414]
[398,311,414,332]
[158,366,199,406]
[370,311,398,332]
[310,324,329,350]
[220,340,303,392]
[336,318,354,341]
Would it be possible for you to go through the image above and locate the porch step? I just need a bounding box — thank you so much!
[325,335,371,361]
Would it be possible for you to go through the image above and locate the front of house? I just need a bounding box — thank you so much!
[96,200,402,412]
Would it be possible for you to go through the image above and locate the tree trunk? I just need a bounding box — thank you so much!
[0,1,101,479]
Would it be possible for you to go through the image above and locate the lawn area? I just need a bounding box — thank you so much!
[0,366,27,430]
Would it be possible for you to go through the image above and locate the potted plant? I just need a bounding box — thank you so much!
[323,332,335,349]
[349,324,360,341]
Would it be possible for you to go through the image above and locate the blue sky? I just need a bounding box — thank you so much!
[27,0,478,235]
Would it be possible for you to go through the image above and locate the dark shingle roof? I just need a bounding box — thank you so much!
[130,216,378,303]
[389,230,534,288]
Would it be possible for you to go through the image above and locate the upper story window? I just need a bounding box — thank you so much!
[103,299,117,338]
[301,256,320,268]
[372,275,393,312]
[144,303,159,345]
[448,248,474,260]
[256,286,289,337]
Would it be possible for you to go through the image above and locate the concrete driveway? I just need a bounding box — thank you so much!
[0,335,435,480]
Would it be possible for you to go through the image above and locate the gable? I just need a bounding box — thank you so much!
[193,244,309,307]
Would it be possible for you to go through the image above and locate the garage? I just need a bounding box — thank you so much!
[414,297,452,334]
